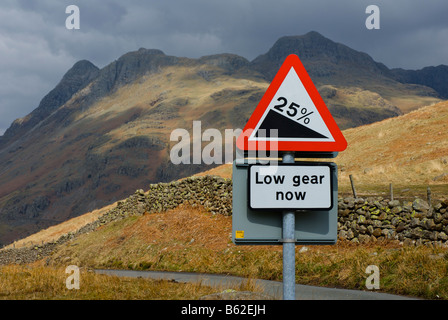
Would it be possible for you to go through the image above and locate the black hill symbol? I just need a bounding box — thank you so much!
[255,109,328,139]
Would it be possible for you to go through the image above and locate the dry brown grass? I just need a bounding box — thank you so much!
[3,203,117,250]
[333,100,448,197]
[47,204,237,269]
[44,204,448,299]
[194,164,232,179]
[1,201,446,299]
[0,263,229,300]
[389,96,442,114]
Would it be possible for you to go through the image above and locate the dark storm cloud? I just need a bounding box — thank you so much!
[0,0,447,135]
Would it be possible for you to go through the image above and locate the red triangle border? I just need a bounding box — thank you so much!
[236,54,347,152]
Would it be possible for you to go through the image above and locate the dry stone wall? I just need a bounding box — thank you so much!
[96,175,232,226]
[93,176,448,247]
[338,196,448,246]
[1,175,447,265]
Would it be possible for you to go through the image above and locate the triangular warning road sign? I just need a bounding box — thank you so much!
[236,54,347,152]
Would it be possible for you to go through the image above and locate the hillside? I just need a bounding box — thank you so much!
[0,31,447,246]
[391,65,448,99]
[6,100,448,251]
[0,51,267,245]
[198,100,448,196]
[196,99,448,196]
[336,100,448,195]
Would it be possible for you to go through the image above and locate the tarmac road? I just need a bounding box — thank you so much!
[95,269,418,300]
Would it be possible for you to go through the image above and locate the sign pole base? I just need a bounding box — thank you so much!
[282,152,296,300]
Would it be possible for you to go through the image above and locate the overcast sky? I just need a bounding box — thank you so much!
[0,0,447,135]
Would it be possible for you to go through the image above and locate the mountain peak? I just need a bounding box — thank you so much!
[289,30,328,43]
[117,48,166,61]
[69,59,98,71]
[251,31,389,82]
[60,59,99,88]
[137,48,165,55]
[252,31,335,63]
[91,48,177,97]
[198,53,250,72]
[304,30,325,38]
[0,60,100,146]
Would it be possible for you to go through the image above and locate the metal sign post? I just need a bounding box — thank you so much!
[281,152,296,300]
[232,158,339,300]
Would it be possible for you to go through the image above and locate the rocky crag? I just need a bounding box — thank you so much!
[1,175,447,265]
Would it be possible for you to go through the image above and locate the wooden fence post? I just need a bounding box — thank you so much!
[427,187,432,214]
[390,183,394,201]
[349,174,357,199]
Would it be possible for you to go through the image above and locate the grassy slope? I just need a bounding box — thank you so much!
[0,263,224,300]
[335,100,448,198]
[4,203,447,299]
[44,204,448,299]
[198,100,448,198]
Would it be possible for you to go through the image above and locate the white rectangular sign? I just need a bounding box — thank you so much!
[248,164,333,210]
